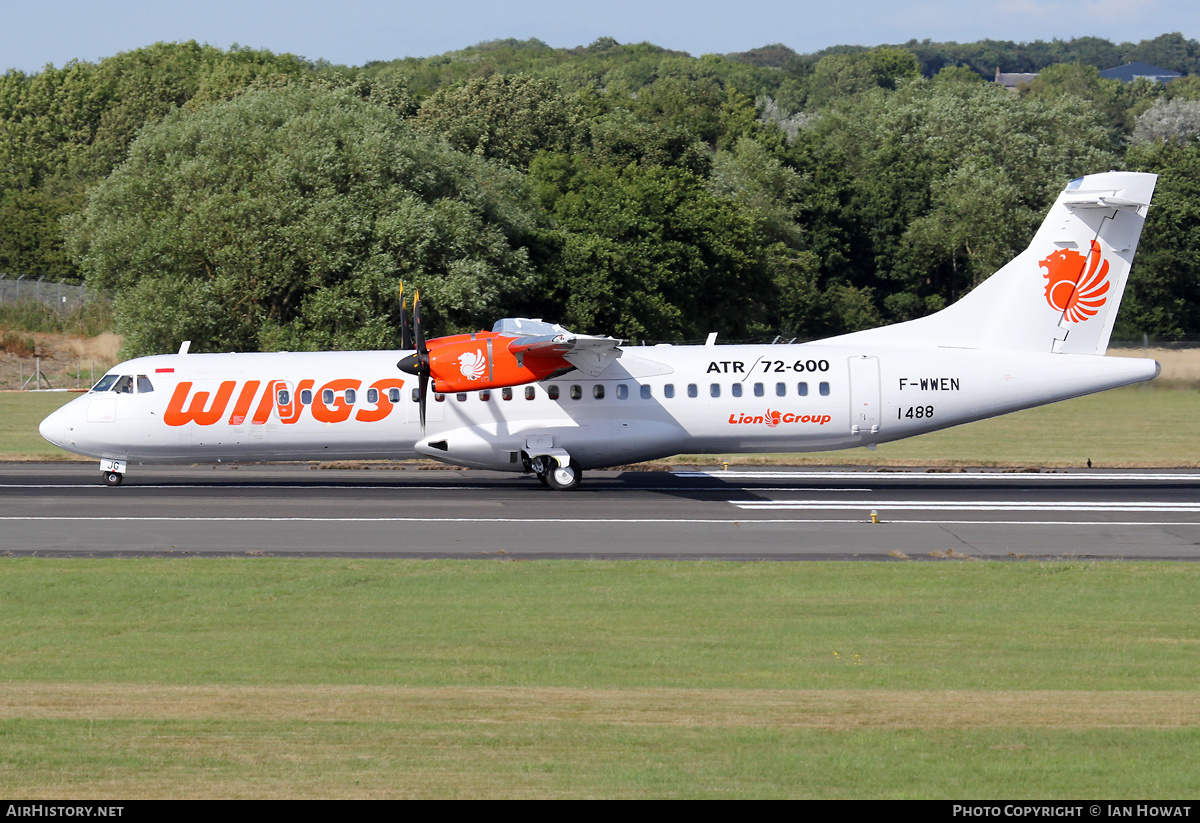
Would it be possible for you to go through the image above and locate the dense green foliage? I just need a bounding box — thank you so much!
[4,33,1200,354]
[65,85,540,354]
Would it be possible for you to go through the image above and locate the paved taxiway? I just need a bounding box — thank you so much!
[3,462,1200,559]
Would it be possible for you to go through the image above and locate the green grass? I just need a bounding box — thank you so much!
[0,299,113,337]
[4,560,1197,690]
[0,559,1198,798]
[0,390,79,459]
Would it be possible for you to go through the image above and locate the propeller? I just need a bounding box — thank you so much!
[399,283,413,351]
[396,289,430,432]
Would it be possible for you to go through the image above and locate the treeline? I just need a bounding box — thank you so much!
[4,35,1200,355]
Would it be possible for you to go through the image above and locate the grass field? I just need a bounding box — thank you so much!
[0,559,1198,798]
[4,383,1197,466]
[3,376,1199,797]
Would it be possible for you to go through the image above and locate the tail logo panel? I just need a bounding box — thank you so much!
[1041,240,1111,323]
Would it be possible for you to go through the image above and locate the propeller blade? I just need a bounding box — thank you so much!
[390,289,431,434]
[418,372,428,432]
[414,289,426,356]
[399,283,413,351]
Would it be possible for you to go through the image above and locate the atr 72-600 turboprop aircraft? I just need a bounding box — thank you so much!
[40,171,1161,490]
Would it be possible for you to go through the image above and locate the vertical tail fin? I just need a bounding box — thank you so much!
[828,171,1157,354]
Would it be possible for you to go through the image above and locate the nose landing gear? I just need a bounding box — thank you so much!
[99,459,127,487]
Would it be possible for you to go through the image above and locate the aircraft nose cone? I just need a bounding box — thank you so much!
[39,407,68,448]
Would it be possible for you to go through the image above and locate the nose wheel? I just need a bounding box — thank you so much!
[99,459,127,487]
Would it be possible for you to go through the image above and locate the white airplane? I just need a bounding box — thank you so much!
[40,170,1161,490]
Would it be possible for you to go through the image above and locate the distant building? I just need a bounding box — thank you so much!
[1099,62,1181,84]
[994,68,1038,91]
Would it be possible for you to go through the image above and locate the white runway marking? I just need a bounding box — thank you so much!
[735,500,1200,513]
[0,484,490,491]
[678,471,1200,482]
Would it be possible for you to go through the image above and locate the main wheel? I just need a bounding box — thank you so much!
[544,458,582,492]
[102,471,123,487]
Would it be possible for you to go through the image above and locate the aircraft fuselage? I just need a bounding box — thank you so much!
[39,342,1158,472]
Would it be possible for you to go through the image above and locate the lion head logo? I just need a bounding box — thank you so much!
[764,409,782,428]
[1041,240,1110,323]
[458,349,487,381]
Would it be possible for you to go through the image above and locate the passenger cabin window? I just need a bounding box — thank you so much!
[411,388,420,403]
[435,393,445,402]
[616,384,628,400]
[687,384,698,398]
[277,389,291,406]
[367,388,379,404]
[593,385,605,400]
[753,383,764,397]
[322,389,334,405]
[797,382,808,397]
[776,382,786,397]
[710,384,720,398]
[732,384,742,398]
[344,389,356,405]
[502,387,513,401]
[456,393,467,402]
[819,382,830,396]
[301,389,313,405]
[388,388,401,403]
[525,386,536,400]
[548,385,560,400]
[664,384,675,398]
[136,375,154,393]
[479,390,490,401]
[640,385,651,400]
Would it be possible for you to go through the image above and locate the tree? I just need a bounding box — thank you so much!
[796,78,1117,318]
[528,154,774,340]
[412,74,583,168]
[0,42,317,281]
[65,84,540,356]
[1120,140,1200,339]
[1132,98,1200,144]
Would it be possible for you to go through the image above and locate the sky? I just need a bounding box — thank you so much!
[3,0,1199,73]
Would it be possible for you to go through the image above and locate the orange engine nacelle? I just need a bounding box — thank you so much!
[427,336,568,393]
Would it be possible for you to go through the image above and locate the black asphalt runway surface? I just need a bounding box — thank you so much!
[3,462,1200,559]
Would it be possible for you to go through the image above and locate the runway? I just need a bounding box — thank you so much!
[2,462,1200,559]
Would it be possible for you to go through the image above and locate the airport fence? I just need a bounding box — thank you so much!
[0,274,92,310]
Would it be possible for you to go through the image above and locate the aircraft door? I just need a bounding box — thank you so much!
[848,356,880,435]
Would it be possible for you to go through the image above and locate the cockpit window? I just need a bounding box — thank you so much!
[113,375,134,394]
[91,375,119,392]
[136,375,154,393]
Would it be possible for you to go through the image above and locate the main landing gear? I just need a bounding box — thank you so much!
[528,454,583,491]
[102,470,124,487]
